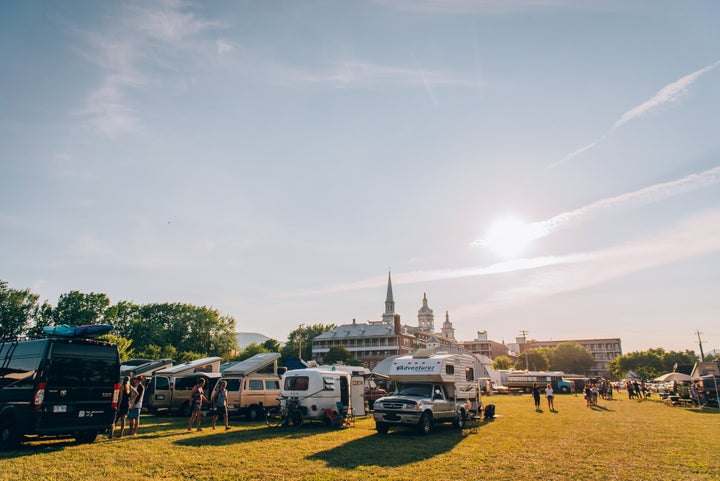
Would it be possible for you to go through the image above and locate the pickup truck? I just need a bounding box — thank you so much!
[372,382,468,435]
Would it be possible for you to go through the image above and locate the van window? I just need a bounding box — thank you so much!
[47,355,117,387]
[264,380,279,390]
[284,376,309,391]
[155,376,170,390]
[248,380,263,391]
[225,379,241,391]
[446,364,454,375]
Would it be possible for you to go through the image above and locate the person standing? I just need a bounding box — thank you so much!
[188,378,206,432]
[128,375,145,435]
[211,380,230,430]
[545,384,555,412]
[110,377,135,439]
[532,383,541,411]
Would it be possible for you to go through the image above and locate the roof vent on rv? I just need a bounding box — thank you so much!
[413,349,433,359]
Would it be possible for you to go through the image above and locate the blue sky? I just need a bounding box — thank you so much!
[1,0,719,354]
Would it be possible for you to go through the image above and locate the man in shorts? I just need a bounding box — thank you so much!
[128,375,145,435]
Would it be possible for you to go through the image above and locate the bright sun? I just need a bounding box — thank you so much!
[479,216,537,258]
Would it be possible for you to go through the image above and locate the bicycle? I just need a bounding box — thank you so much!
[265,396,304,427]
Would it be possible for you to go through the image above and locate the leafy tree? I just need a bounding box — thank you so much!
[492,355,512,370]
[0,281,40,338]
[549,342,595,374]
[262,339,282,353]
[661,349,699,371]
[103,334,134,361]
[515,348,550,371]
[26,301,54,339]
[281,323,336,361]
[322,345,362,366]
[237,342,271,361]
[609,350,665,380]
[53,291,111,325]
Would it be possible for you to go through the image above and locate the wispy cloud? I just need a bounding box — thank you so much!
[554,61,719,167]
[481,164,720,244]
[287,165,720,298]
[74,0,220,137]
[471,207,720,314]
[291,60,480,89]
[372,0,597,14]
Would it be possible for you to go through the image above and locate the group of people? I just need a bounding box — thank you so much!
[531,383,556,412]
[109,376,231,439]
[187,378,231,432]
[109,375,145,439]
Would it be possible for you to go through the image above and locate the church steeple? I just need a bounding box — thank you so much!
[382,271,395,324]
[417,292,434,332]
[442,310,455,340]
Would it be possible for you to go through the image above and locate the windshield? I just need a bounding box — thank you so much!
[394,383,432,397]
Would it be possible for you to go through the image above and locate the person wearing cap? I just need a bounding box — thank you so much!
[128,375,145,435]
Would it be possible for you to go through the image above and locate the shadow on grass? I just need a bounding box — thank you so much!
[172,421,334,447]
[307,423,484,469]
[591,405,615,412]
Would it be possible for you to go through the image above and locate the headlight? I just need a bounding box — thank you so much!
[374,402,383,409]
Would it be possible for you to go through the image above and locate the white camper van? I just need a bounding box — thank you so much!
[145,356,222,415]
[279,367,355,425]
[372,350,482,435]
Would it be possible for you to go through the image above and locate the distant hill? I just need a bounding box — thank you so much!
[236,332,272,350]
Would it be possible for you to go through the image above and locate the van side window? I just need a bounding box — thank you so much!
[465,367,474,381]
[264,380,279,390]
[248,380,263,391]
[445,364,454,375]
[155,377,170,390]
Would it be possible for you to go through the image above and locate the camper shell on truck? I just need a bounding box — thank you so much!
[0,337,120,448]
[210,353,281,420]
[145,357,221,415]
[372,350,482,435]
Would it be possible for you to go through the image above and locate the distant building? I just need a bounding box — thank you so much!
[521,338,623,378]
[461,331,510,360]
[311,272,508,368]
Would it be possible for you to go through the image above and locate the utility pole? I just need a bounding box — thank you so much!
[696,330,705,362]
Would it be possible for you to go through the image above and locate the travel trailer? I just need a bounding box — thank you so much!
[145,357,222,415]
[279,367,359,425]
[372,350,482,435]
[317,365,382,416]
[211,353,282,420]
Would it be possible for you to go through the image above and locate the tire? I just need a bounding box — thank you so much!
[417,412,432,435]
[265,407,283,427]
[75,430,98,444]
[560,386,570,394]
[375,422,389,434]
[180,401,192,418]
[453,410,466,429]
[0,415,20,449]
[289,409,304,426]
[246,406,260,421]
[524,387,532,394]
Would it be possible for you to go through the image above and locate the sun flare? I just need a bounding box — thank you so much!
[478,216,539,258]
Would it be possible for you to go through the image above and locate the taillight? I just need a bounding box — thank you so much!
[112,383,121,409]
[34,382,46,410]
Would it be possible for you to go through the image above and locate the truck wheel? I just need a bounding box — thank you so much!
[560,386,570,394]
[246,406,260,421]
[0,415,20,449]
[75,430,98,444]
[417,412,432,435]
[453,410,466,429]
[375,422,389,434]
[180,401,192,417]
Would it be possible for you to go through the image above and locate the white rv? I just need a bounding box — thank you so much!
[372,350,482,435]
[279,367,356,425]
[145,356,222,415]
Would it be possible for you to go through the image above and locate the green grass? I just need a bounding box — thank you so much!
[1,395,718,481]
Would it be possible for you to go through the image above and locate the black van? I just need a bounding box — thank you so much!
[0,337,120,448]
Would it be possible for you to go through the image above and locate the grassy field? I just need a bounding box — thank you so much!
[1,394,718,481]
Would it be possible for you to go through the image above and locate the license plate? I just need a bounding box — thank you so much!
[53,405,67,413]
